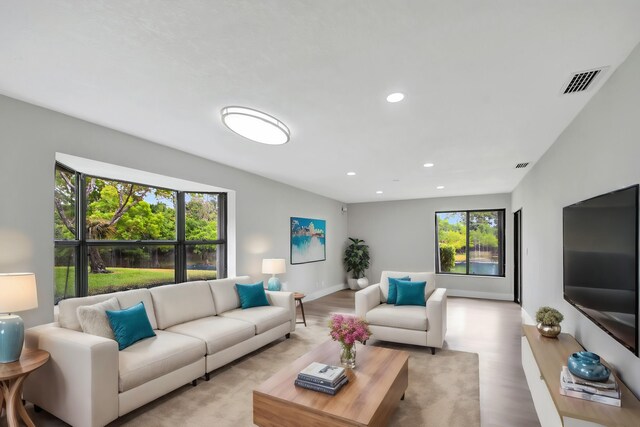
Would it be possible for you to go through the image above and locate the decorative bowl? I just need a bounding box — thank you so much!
[567,351,611,381]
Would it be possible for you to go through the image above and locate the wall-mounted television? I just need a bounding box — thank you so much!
[563,185,639,356]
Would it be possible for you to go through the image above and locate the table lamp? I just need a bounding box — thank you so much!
[0,273,38,363]
[262,259,286,291]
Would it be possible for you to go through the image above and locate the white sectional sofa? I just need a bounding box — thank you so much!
[355,271,447,354]
[23,276,295,427]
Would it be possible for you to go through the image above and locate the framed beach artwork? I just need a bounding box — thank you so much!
[290,217,326,264]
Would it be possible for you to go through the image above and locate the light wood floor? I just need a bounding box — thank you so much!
[302,290,541,427]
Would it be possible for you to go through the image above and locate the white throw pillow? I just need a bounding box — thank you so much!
[77,297,121,340]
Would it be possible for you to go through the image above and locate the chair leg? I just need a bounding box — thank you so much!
[191,380,197,387]
[286,333,291,339]
[431,347,436,355]
[363,340,367,345]
[205,372,210,381]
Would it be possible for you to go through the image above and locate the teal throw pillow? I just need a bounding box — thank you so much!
[395,280,427,306]
[236,282,270,309]
[387,276,410,304]
[106,302,156,351]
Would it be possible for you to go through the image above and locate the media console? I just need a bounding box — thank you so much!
[521,325,640,427]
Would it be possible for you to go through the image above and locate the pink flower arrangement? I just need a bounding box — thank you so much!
[328,314,371,347]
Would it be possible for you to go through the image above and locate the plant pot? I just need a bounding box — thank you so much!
[347,278,358,290]
[537,322,561,338]
[356,277,369,289]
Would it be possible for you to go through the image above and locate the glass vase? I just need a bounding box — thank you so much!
[340,343,356,369]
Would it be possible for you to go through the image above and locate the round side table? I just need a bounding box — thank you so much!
[0,349,50,427]
[293,292,307,327]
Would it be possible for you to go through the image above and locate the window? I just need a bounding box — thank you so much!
[54,164,227,303]
[435,209,505,277]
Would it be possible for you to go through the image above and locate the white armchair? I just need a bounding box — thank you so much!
[355,271,447,354]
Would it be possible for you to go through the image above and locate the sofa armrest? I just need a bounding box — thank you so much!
[426,288,447,348]
[24,323,119,427]
[355,283,381,318]
[266,291,296,332]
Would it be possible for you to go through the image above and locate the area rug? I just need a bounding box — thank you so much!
[31,319,480,427]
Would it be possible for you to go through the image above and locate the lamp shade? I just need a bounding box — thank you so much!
[262,259,286,275]
[0,273,38,313]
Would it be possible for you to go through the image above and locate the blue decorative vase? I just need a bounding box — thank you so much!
[0,314,25,363]
[567,351,611,381]
[267,276,281,291]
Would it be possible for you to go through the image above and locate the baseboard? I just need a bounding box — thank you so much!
[445,289,514,301]
[304,283,348,302]
[521,307,535,325]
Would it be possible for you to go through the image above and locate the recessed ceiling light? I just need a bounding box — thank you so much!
[221,106,290,145]
[423,163,434,168]
[347,172,356,176]
[436,186,445,190]
[376,190,383,194]
[392,179,400,182]
[386,92,405,103]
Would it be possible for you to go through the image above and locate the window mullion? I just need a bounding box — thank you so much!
[176,192,186,283]
[465,211,470,275]
[78,173,88,297]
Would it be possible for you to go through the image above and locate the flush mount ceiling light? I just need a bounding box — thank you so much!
[347,172,356,176]
[386,92,405,103]
[376,190,383,194]
[221,106,290,145]
[423,163,434,168]
[436,186,445,190]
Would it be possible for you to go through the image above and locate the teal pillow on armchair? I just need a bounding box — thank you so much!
[387,276,410,304]
[395,280,427,306]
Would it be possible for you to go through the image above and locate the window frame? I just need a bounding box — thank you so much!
[434,208,506,278]
[54,162,228,302]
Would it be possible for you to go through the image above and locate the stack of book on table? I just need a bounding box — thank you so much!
[559,366,621,407]
[295,362,348,395]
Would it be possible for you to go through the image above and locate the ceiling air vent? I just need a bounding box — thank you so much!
[561,67,608,94]
[515,162,529,169]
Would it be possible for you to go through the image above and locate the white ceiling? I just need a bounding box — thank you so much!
[1,1,640,203]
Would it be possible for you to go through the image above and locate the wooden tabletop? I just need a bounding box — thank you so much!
[254,340,409,426]
[523,325,640,426]
[0,349,50,381]
[293,292,305,300]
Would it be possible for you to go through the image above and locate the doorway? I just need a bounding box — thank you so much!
[513,209,522,305]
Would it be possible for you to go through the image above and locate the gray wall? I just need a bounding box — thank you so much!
[0,94,348,327]
[512,43,640,395]
[347,193,513,300]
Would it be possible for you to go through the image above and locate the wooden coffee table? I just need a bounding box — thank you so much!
[253,340,409,427]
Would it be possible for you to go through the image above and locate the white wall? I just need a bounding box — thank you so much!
[512,43,640,395]
[347,193,513,300]
[0,94,348,327]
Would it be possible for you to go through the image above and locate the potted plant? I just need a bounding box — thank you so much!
[343,237,370,290]
[535,306,564,338]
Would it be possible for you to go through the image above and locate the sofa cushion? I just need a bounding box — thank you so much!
[107,302,157,351]
[379,271,436,303]
[166,316,256,355]
[118,330,205,392]
[76,297,120,340]
[395,280,427,306]
[387,276,410,304]
[150,281,216,329]
[219,306,290,334]
[208,276,253,314]
[236,282,270,309]
[365,304,428,331]
[59,288,158,331]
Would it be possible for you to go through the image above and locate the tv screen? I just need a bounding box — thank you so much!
[563,185,639,356]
